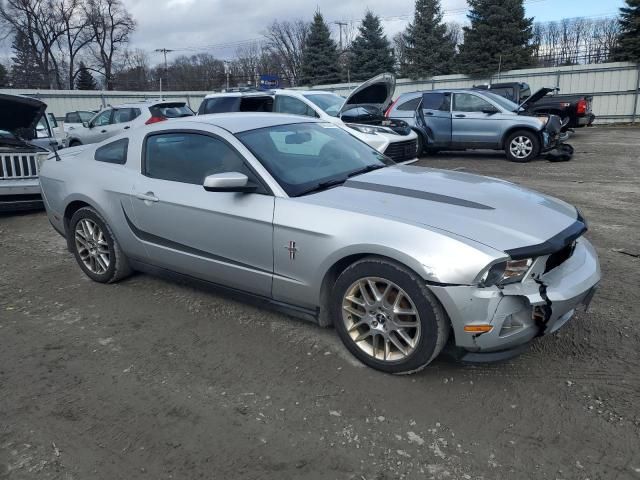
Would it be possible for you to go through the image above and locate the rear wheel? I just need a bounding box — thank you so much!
[69,207,132,283]
[332,257,449,374]
[505,130,540,163]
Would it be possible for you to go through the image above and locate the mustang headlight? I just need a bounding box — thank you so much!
[346,123,392,135]
[480,258,534,287]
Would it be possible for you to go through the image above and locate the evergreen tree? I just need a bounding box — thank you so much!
[612,0,640,62]
[10,31,44,89]
[300,12,341,85]
[403,0,456,79]
[0,63,7,87]
[457,0,534,78]
[349,11,395,81]
[76,62,98,90]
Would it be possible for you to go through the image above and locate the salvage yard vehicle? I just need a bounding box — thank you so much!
[386,88,574,162]
[63,110,97,134]
[473,82,596,130]
[1,93,52,212]
[39,113,600,373]
[198,73,419,164]
[65,100,194,147]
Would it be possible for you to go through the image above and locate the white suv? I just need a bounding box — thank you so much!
[65,100,194,147]
[198,74,419,164]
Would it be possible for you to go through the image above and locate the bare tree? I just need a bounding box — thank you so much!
[392,31,409,77]
[0,0,66,88]
[263,19,308,86]
[54,0,94,89]
[84,0,135,90]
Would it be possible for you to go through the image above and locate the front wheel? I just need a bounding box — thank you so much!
[332,257,450,374]
[505,130,540,163]
[69,207,132,283]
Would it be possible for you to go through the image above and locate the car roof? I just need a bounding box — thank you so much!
[169,112,321,134]
[203,91,274,99]
[104,100,187,109]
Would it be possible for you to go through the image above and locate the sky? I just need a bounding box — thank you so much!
[0,0,626,65]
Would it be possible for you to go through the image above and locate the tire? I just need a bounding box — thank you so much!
[416,133,424,156]
[505,130,540,163]
[332,256,450,374]
[69,207,132,283]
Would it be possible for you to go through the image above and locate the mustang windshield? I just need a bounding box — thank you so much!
[237,122,392,197]
[303,93,345,117]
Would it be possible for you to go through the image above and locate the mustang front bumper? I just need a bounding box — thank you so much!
[430,237,600,358]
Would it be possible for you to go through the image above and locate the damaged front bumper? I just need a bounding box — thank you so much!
[542,130,574,162]
[430,237,600,361]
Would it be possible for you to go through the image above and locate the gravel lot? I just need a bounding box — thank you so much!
[1,126,639,479]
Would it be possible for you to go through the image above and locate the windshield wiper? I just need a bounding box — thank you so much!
[297,178,348,196]
[347,164,386,178]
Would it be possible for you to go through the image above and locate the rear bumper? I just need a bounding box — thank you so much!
[577,114,596,127]
[430,237,600,356]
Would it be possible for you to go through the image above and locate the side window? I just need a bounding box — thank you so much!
[92,110,112,127]
[113,108,138,124]
[396,97,421,111]
[144,133,257,186]
[202,97,240,114]
[95,138,129,165]
[453,94,495,113]
[66,112,79,123]
[47,113,58,128]
[422,93,450,111]
[275,96,317,117]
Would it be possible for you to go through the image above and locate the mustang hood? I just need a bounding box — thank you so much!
[0,93,47,139]
[339,73,395,115]
[302,166,583,256]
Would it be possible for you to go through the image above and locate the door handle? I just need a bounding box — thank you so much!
[100,129,107,133]
[424,111,434,116]
[135,192,159,203]
[455,114,466,118]
[123,126,130,130]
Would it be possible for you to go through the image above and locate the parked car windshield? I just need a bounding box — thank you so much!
[482,92,521,112]
[237,122,392,197]
[303,93,345,117]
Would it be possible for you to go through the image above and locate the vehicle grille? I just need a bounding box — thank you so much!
[544,241,576,273]
[384,139,418,163]
[0,154,39,180]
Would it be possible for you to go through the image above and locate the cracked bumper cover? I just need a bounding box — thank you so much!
[430,237,600,355]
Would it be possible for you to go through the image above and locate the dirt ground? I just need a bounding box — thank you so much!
[1,126,639,480]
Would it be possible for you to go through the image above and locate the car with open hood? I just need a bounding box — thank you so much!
[387,88,574,162]
[0,93,52,211]
[198,73,419,164]
[38,113,600,373]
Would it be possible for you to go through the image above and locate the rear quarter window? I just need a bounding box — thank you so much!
[95,138,129,165]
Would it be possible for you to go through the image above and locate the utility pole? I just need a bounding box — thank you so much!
[334,21,348,51]
[155,48,173,95]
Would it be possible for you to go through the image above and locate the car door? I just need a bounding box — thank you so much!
[416,92,452,147]
[274,95,318,118]
[451,93,503,148]
[129,129,275,297]
[111,108,141,134]
[84,109,114,144]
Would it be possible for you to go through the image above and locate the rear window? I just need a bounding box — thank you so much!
[150,103,194,119]
[200,97,240,114]
[95,138,129,165]
[239,96,273,112]
[396,97,421,111]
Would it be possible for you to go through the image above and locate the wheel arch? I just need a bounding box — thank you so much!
[500,125,542,149]
[62,195,111,248]
[316,249,442,328]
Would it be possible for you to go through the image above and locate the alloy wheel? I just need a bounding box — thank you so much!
[75,218,110,275]
[341,277,421,362]
[509,136,534,159]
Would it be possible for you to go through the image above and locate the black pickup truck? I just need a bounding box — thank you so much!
[473,82,596,130]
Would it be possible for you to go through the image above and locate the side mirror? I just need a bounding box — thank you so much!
[482,108,499,115]
[203,172,257,193]
[83,121,90,128]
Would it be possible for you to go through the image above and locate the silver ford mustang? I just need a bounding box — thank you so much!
[39,113,600,374]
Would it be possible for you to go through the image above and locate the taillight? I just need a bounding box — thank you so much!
[576,99,587,116]
[145,116,167,125]
[385,98,400,118]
